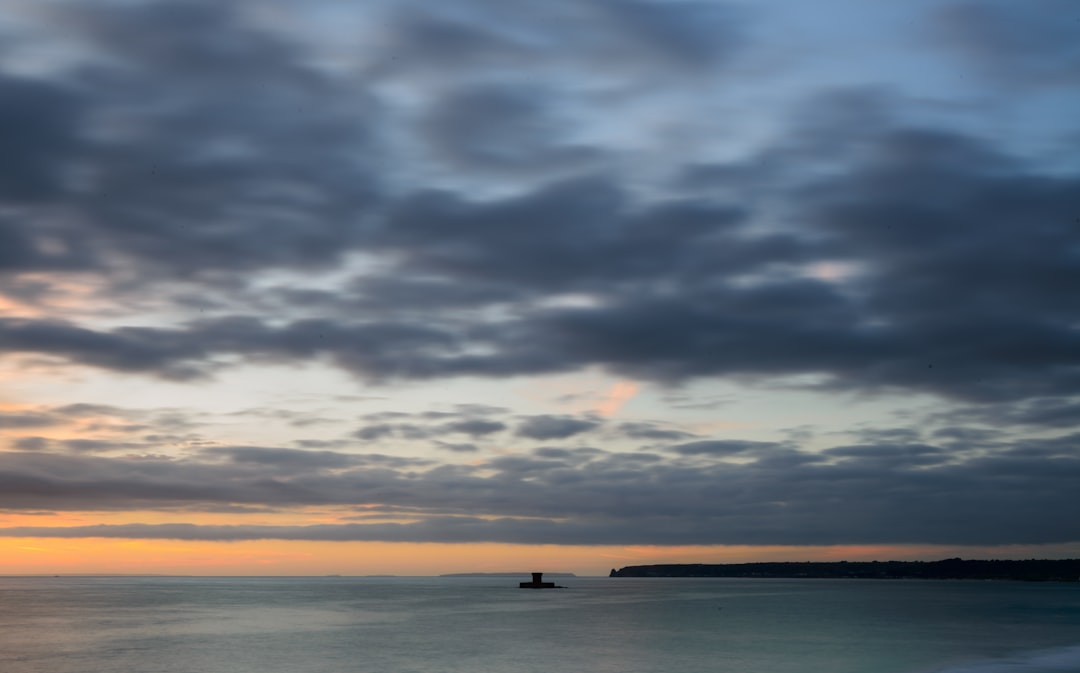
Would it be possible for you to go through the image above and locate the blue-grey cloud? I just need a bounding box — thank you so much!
[0,74,86,205]
[616,422,697,442]
[371,0,748,80]
[442,419,507,437]
[420,83,598,174]
[669,440,782,457]
[932,0,1080,87]
[0,412,60,429]
[1,1,1073,410]
[1,429,1078,545]
[516,415,602,440]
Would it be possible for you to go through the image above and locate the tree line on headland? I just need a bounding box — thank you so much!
[609,558,1080,582]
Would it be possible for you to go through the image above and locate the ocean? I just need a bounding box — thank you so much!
[1,576,1078,673]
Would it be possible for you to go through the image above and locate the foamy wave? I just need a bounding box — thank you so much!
[927,644,1080,673]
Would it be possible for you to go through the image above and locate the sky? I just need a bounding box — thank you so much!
[0,0,1078,576]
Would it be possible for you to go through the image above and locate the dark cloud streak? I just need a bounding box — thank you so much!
[1,435,1078,546]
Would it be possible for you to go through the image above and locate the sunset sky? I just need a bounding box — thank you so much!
[1,0,1078,576]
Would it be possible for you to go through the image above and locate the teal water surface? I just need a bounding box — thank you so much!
[1,576,1078,673]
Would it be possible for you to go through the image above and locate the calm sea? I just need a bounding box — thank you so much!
[1,576,1078,673]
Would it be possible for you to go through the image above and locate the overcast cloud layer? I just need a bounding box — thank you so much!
[0,0,1078,551]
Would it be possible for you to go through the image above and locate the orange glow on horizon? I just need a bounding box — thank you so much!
[0,539,613,576]
[2,539,1077,577]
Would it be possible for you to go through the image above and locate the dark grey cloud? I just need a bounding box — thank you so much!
[0,215,88,275]
[931,426,1003,443]
[351,410,509,444]
[339,276,526,317]
[1004,400,1080,428]
[13,437,49,451]
[0,412,60,429]
[381,177,754,292]
[1010,432,1080,458]
[369,7,533,77]
[5,120,1077,400]
[353,424,400,441]
[0,0,1072,399]
[851,427,924,444]
[372,0,747,81]
[0,404,182,451]
[432,441,479,453]
[421,83,597,174]
[516,415,601,440]
[468,121,1078,402]
[451,404,509,416]
[0,315,463,381]
[12,434,200,456]
[616,422,697,442]
[205,446,371,469]
[0,318,208,379]
[932,0,1080,87]
[669,440,782,457]
[1,427,1078,545]
[2,1,1071,412]
[441,419,507,437]
[485,455,571,477]
[823,443,954,468]
[3,109,1077,405]
[934,398,1080,429]
[51,403,136,418]
[0,446,434,511]
[227,407,344,429]
[532,447,605,461]
[586,0,747,71]
[0,0,380,291]
[0,74,85,204]
[61,439,148,454]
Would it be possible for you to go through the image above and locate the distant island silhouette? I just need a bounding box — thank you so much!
[609,559,1080,582]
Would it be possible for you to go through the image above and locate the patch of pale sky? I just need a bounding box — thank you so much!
[803,261,858,283]
[532,293,608,311]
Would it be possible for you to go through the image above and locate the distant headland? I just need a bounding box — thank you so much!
[609,559,1080,582]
